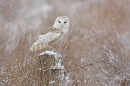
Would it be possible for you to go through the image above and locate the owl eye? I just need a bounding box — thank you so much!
[64,21,66,24]
[58,21,61,23]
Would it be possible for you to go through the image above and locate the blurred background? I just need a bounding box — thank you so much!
[0,0,130,85]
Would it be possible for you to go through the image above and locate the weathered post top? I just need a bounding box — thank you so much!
[37,50,65,86]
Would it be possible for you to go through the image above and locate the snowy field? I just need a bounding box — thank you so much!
[0,0,130,86]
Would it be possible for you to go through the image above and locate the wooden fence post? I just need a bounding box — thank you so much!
[37,51,65,86]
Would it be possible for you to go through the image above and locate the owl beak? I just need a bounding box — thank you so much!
[61,24,64,27]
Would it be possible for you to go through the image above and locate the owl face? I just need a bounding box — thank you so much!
[53,16,70,30]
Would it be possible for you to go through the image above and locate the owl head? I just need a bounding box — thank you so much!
[53,16,70,30]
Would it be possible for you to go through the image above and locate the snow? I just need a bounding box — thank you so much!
[0,0,130,85]
[39,50,58,56]
[39,50,64,69]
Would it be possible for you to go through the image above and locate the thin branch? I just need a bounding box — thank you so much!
[77,60,130,79]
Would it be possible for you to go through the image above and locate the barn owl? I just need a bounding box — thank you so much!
[29,16,70,51]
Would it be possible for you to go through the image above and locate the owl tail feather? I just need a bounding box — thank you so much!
[29,41,48,51]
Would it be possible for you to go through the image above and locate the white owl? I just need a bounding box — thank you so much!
[29,16,70,51]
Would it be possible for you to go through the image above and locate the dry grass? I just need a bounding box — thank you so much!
[0,0,130,86]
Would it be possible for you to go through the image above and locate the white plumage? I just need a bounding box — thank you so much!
[29,16,70,51]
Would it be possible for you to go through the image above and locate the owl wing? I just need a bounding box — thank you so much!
[29,39,48,51]
[42,27,53,34]
[29,27,63,51]
[42,27,62,35]
[39,27,63,44]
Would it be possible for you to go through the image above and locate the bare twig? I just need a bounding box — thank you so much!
[77,60,130,79]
